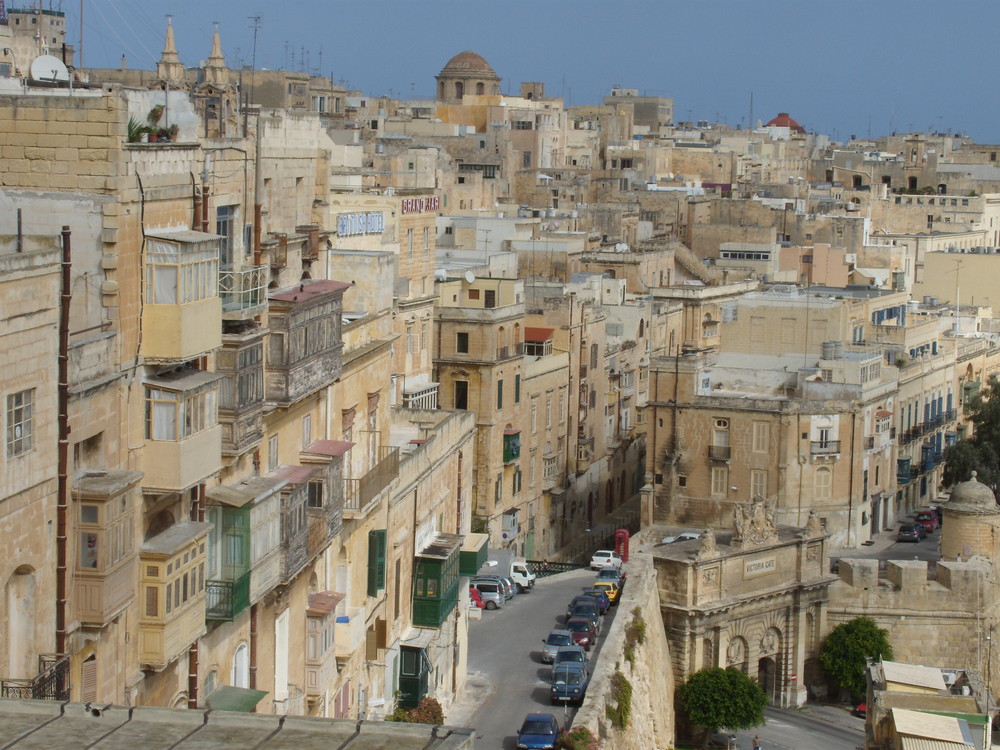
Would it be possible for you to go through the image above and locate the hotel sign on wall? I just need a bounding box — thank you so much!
[743,556,776,579]
[400,196,441,214]
[338,212,385,237]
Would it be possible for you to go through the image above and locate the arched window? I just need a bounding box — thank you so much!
[438,81,445,100]
[476,82,484,95]
[815,467,832,500]
[455,81,464,99]
[638,319,644,339]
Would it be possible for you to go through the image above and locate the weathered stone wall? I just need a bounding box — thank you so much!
[828,558,1000,695]
[574,551,675,749]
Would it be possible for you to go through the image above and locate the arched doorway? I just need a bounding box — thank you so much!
[757,627,783,705]
[5,566,37,678]
[231,642,249,689]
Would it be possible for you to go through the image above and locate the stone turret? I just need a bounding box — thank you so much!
[940,471,1000,562]
[156,17,185,84]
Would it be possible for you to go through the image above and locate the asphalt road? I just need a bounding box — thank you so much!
[465,567,617,749]
[724,705,866,750]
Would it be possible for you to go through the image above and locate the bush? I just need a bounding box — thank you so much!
[605,667,633,730]
[385,697,444,725]
[558,725,600,750]
[623,607,647,666]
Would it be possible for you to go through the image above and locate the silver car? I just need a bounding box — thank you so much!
[541,629,574,663]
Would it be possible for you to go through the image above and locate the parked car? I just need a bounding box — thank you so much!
[661,531,701,544]
[563,616,598,650]
[553,645,587,668]
[516,712,561,750]
[915,509,940,533]
[589,549,623,571]
[566,595,601,620]
[566,600,601,632]
[853,702,867,718]
[896,523,923,543]
[471,575,515,600]
[596,566,626,591]
[550,662,589,706]
[581,588,611,614]
[468,587,484,609]
[541,629,574,663]
[471,581,505,609]
[592,580,620,605]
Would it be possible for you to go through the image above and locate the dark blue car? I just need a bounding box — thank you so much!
[516,712,561,749]
[550,662,589,705]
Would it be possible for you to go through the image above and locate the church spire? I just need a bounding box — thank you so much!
[157,16,184,83]
[204,22,228,86]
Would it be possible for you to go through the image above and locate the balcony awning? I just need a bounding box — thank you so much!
[146,229,223,244]
[269,279,352,303]
[416,532,463,561]
[307,590,345,617]
[204,685,267,712]
[524,326,554,343]
[141,521,213,557]
[206,476,288,508]
[270,464,319,487]
[302,440,355,458]
[400,626,437,650]
[145,368,224,392]
[876,410,894,418]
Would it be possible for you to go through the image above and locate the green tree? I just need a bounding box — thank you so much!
[819,616,892,697]
[943,375,1000,492]
[678,667,767,748]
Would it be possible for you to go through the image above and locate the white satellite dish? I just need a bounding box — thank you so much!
[464,270,476,284]
[29,55,70,83]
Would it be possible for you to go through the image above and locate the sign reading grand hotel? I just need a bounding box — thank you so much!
[338,212,385,237]
[743,556,777,579]
[400,196,440,214]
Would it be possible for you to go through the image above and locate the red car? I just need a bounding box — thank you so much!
[914,509,940,533]
[468,587,485,608]
[564,617,598,650]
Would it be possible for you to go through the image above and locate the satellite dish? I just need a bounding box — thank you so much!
[464,270,476,284]
[29,55,70,83]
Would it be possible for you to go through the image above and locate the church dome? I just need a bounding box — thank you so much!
[764,112,805,134]
[947,471,997,511]
[440,51,496,76]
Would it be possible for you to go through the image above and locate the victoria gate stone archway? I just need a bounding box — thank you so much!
[655,503,831,711]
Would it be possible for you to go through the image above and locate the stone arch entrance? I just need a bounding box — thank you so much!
[757,627,782,705]
[726,635,748,675]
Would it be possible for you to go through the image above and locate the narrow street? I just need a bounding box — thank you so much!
[458,568,617,749]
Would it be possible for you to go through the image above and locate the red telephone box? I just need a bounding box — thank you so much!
[614,529,630,563]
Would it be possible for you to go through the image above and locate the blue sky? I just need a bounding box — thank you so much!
[77,1,1000,144]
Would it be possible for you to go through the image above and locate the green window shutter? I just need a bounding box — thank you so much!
[374,529,387,591]
[367,529,387,597]
[514,374,521,403]
[497,379,503,410]
[367,530,379,597]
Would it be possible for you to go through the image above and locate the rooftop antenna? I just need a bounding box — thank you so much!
[748,91,753,132]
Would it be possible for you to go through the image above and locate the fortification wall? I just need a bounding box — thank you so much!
[574,551,675,748]
[829,558,998,670]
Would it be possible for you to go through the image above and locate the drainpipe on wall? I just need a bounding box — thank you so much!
[56,226,72,657]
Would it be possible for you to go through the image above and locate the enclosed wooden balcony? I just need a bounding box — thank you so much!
[412,533,462,629]
[139,521,212,671]
[142,368,223,492]
[73,469,143,628]
[219,265,268,320]
[218,325,267,458]
[270,465,317,585]
[141,231,223,363]
[305,591,343,699]
[265,280,350,407]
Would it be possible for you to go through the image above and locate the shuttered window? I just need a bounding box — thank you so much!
[366,529,387,597]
